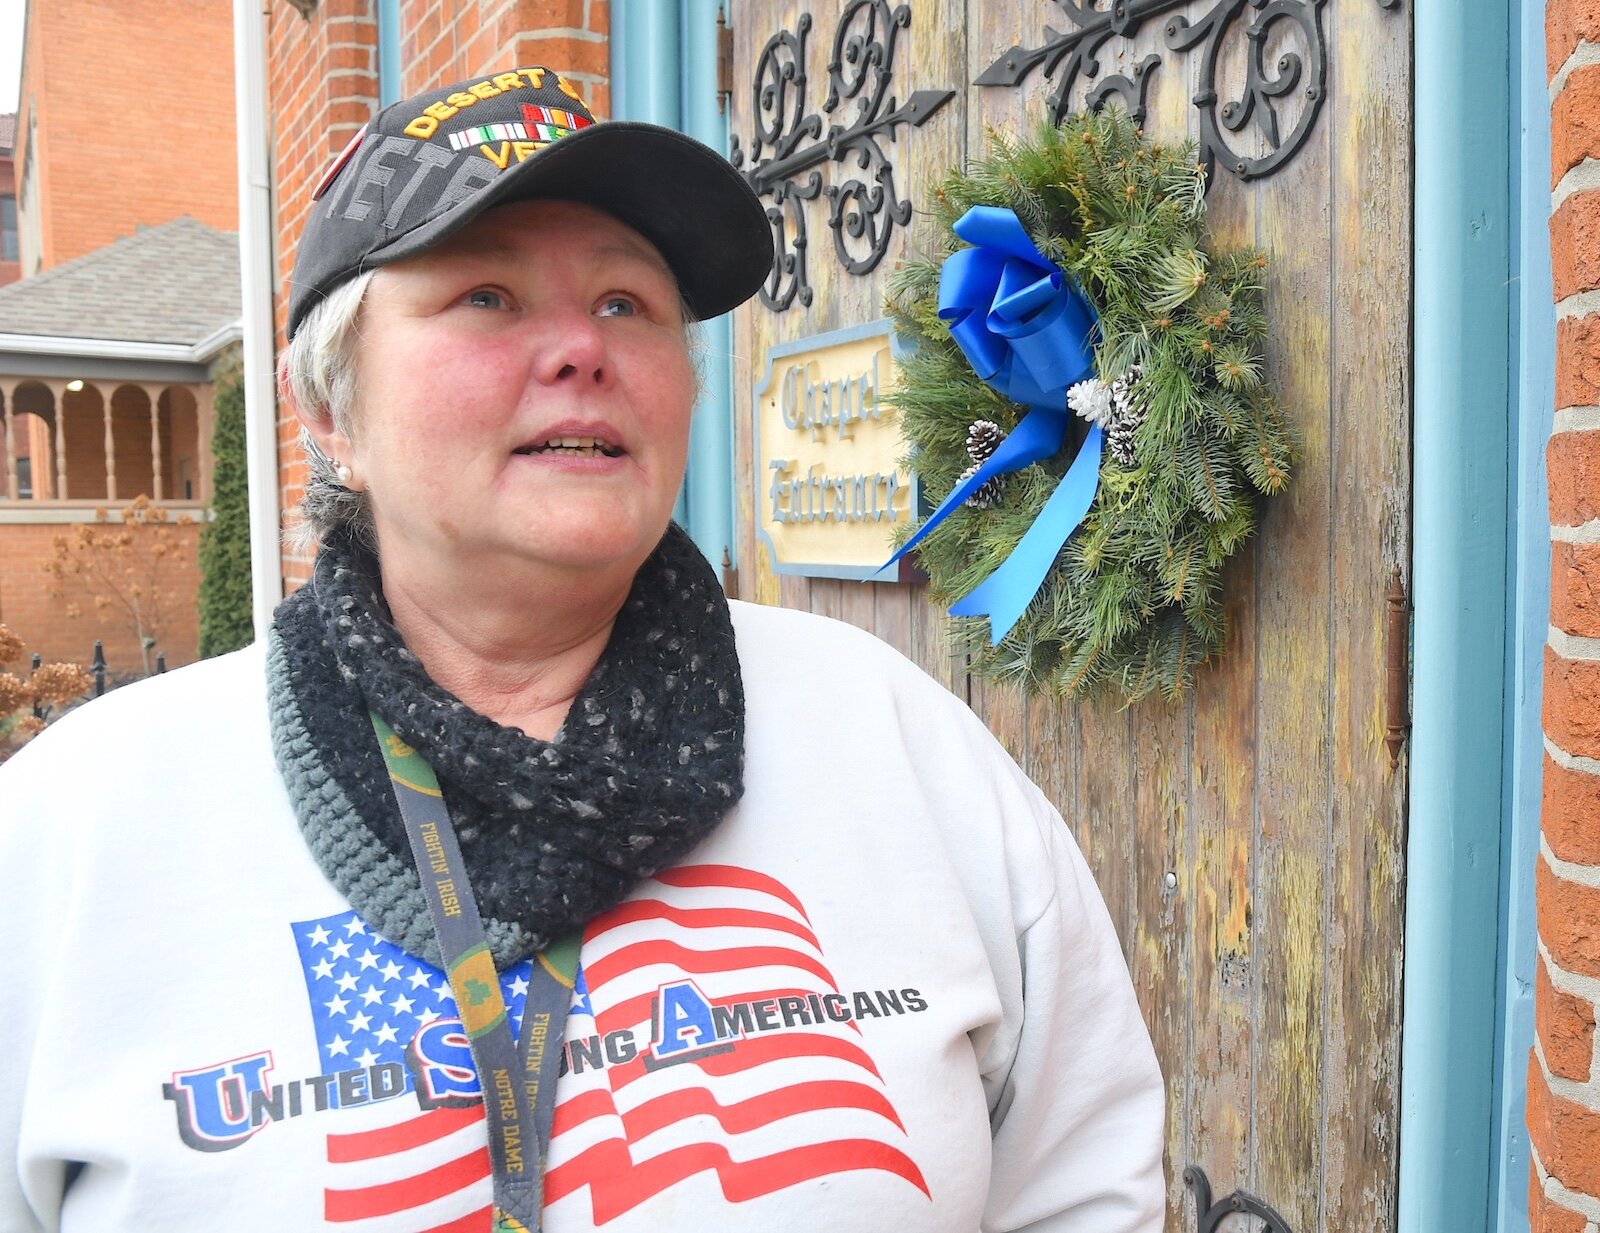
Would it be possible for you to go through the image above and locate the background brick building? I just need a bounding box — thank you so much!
[11,0,237,275]
[0,0,242,675]
[1532,0,1600,1225]
[0,217,239,669]
[0,114,19,289]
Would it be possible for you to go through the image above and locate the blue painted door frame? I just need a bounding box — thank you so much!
[1489,0,1555,1228]
[610,0,737,572]
[1406,2,1551,1230]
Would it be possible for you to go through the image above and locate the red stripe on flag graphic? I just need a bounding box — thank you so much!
[323,1142,489,1222]
[615,1078,907,1141]
[583,938,837,993]
[602,1024,888,1094]
[326,1104,484,1163]
[541,864,928,1221]
[650,864,812,920]
[418,1207,495,1233]
[594,897,818,946]
[545,1136,930,1223]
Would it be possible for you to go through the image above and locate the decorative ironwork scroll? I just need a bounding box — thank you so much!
[1184,1166,1296,1233]
[731,1,955,311]
[975,0,1402,187]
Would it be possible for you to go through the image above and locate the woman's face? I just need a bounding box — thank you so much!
[334,198,695,587]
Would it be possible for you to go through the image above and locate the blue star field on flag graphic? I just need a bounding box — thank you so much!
[292,909,535,1094]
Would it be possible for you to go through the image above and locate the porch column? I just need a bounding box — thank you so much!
[195,383,214,507]
[146,385,165,503]
[1,378,16,500]
[48,380,67,500]
[101,382,117,501]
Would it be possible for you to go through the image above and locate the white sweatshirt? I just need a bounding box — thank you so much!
[0,600,1163,1232]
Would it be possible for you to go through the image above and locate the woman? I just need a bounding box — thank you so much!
[0,68,1164,1231]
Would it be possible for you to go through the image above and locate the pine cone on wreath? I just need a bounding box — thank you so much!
[1067,378,1115,427]
[1105,364,1147,468]
[962,419,1007,509]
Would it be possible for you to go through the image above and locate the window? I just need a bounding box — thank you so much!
[1,196,16,262]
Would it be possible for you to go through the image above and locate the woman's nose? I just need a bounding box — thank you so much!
[531,307,608,386]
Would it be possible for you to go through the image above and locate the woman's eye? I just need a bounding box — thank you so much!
[463,288,510,310]
[597,296,639,318]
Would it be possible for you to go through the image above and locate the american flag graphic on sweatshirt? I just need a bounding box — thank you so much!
[292,866,927,1229]
[291,910,539,1230]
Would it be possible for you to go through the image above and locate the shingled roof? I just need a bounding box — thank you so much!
[0,216,240,347]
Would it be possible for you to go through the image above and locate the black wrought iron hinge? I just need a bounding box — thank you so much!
[974,0,1403,191]
[716,8,734,114]
[729,1,956,312]
[1185,1167,1296,1233]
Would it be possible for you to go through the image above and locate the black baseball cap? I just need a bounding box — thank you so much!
[287,66,773,338]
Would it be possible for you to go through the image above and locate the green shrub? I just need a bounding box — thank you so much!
[197,349,254,657]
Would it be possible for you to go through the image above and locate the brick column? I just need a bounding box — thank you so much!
[147,385,165,503]
[49,381,67,500]
[1,379,16,500]
[101,382,117,501]
[1533,1,1600,1228]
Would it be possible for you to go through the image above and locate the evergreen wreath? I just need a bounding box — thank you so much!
[887,108,1295,702]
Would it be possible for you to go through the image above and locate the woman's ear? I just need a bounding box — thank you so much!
[279,353,355,474]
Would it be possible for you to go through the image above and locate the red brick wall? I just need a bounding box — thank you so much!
[268,0,610,591]
[0,520,201,675]
[1534,1,1600,1226]
[15,0,238,270]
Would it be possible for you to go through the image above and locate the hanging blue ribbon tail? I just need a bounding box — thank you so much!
[949,423,1103,643]
[880,206,1103,642]
[887,405,1070,563]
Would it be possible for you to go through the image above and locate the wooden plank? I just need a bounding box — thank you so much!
[1320,2,1410,1227]
[1176,41,1263,1210]
[834,577,875,636]
[966,0,1034,155]
[810,577,844,622]
[872,582,915,660]
[1186,550,1259,1214]
[890,0,970,703]
[972,675,1029,769]
[910,583,966,700]
[1023,686,1077,828]
[1127,695,1193,1227]
[1248,51,1335,1232]
[1070,695,1134,944]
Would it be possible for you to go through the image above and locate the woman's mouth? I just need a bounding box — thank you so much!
[513,435,624,458]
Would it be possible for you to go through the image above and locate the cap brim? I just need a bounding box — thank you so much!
[365,122,773,321]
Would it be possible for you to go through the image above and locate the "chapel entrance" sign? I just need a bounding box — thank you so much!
[752,320,914,580]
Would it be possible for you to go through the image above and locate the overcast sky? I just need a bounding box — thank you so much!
[0,0,24,114]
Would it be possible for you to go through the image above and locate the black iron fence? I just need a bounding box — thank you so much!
[29,641,166,719]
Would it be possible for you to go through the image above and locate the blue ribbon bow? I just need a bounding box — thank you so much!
[883,205,1103,643]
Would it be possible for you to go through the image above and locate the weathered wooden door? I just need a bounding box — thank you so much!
[726,2,1411,1228]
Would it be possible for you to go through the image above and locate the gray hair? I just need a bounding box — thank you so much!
[282,265,704,555]
[283,271,379,554]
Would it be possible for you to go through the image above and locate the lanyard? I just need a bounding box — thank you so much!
[371,711,574,1233]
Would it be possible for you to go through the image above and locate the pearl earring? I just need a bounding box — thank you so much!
[335,463,352,484]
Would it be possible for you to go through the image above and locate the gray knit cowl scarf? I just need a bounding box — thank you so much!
[266,522,745,970]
